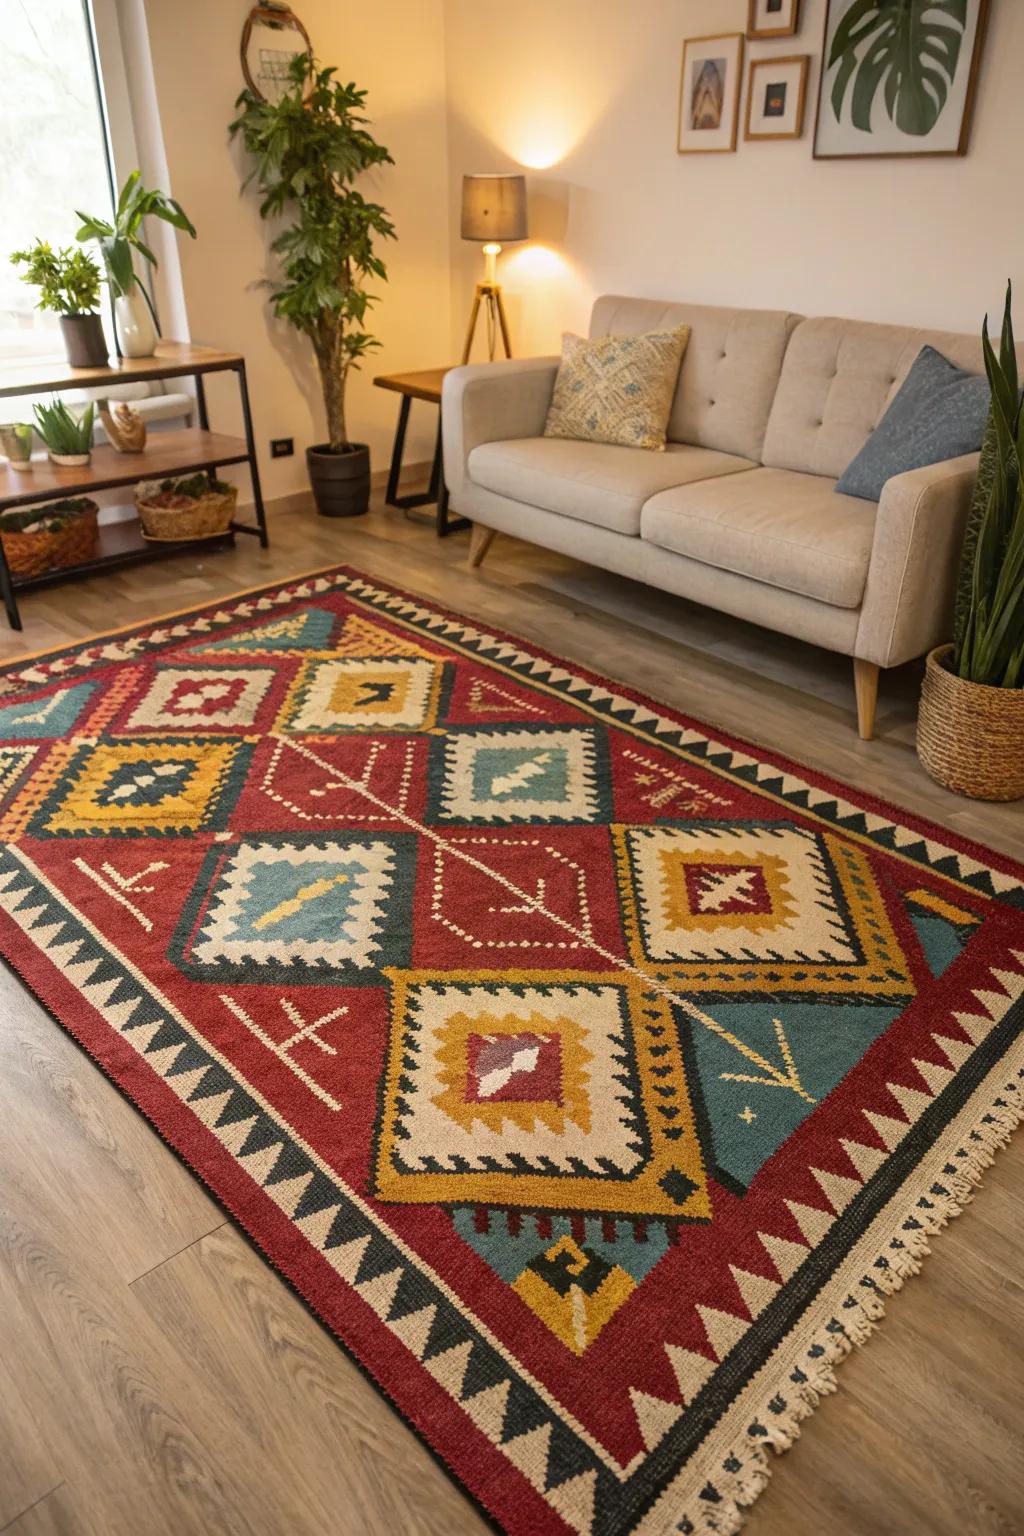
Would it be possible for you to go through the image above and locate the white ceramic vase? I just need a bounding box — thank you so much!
[114,290,158,359]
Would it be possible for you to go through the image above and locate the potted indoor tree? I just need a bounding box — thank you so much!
[230,54,395,517]
[75,171,196,359]
[917,283,1024,801]
[9,241,108,367]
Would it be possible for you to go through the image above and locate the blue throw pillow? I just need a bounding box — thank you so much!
[835,345,990,502]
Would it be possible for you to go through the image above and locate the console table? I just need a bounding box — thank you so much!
[0,343,268,631]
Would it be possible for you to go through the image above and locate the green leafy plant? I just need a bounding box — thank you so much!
[9,241,102,316]
[229,53,395,452]
[952,283,1024,689]
[33,399,95,458]
[828,0,967,137]
[75,170,196,333]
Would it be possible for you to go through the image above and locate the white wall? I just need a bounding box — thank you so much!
[441,0,1023,360]
[138,0,453,501]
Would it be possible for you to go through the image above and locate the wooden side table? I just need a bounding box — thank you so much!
[373,367,468,537]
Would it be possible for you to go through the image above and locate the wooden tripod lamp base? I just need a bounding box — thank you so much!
[461,279,513,365]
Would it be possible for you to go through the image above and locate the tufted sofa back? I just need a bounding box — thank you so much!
[589,295,800,463]
[760,317,997,480]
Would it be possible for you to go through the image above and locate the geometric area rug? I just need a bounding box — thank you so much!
[0,565,1021,1536]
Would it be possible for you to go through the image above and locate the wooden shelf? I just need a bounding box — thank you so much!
[0,430,249,510]
[11,514,236,593]
[0,342,243,400]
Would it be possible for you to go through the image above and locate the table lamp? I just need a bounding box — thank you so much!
[460,173,528,363]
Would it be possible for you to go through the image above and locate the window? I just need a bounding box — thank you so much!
[0,0,114,364]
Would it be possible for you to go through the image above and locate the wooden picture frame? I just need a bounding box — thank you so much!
[747,0,800,40]
[677,34,745,155]
[745,55,810,142]
[814,0,990,159]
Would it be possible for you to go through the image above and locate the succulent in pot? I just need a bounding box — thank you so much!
[917,283,1024,801]
[230,54,395,517]
[33,399,95,467]
[9,241,108,368]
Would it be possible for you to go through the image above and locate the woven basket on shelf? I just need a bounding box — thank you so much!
[136,483,237,542]
[917,644,1024,803]
[1,502,99,578]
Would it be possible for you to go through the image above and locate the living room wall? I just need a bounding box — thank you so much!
[442,0,1024,360]
[131,0,452,501]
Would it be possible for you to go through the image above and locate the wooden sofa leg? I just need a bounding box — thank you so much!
[853,659,880,741]
[468,524,496,569]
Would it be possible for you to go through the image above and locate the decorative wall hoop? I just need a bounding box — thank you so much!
[240,4,313,103]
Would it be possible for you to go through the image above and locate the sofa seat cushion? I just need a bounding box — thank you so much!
[640,466,877,609]
[467,438,755,537]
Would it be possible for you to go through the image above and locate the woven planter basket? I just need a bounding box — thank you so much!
[136,484,237,543]
[917,645,1024,802]
[1,503,99,578]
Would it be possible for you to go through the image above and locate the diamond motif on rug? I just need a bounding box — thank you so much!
[31,737,249,835]
[279,655,444,732]
[616,820,913,998]
[429,725,609,824]
[375,972,709,1220]
[123,665,274,731]
[172,832,415,981]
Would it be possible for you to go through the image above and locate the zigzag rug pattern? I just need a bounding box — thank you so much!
[0,566,1021,1536]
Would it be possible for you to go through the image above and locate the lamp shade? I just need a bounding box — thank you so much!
[461,174,528,243]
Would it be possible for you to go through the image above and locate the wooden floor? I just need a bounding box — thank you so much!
[1,496,1021,1536]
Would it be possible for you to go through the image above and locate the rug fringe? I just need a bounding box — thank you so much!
[674,1066,1024,1536]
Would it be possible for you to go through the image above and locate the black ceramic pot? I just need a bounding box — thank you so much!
[59,314,109,369]
[307,442,371,517]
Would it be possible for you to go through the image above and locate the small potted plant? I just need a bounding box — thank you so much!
[33,399,95,467]
[917,283,1024,801]
[230,55,395,517]
[76,171,196,358]
[9,241,108,367]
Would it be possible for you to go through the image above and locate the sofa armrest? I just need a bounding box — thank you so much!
[855,452,980,669]
[442,357,559,505]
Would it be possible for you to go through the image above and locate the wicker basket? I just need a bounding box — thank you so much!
[1,501,99,578]
[917,645,1024,802]
[136,483,237,542]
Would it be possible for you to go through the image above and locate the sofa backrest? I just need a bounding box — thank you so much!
[762,317,993,480]
[589,296,801,462]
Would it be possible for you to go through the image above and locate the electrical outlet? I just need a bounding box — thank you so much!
[270,437,294,459]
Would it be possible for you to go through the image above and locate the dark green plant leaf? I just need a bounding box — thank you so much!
[829,0,967,137]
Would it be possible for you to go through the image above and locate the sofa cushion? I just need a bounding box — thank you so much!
[835,346,991,500]
[467,437,755,537]
[761,315,997,481]
[590,296,801,461]
[544,326,691,450]
[640,466,877,609]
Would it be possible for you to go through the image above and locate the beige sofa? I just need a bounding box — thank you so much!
[442,295,991,739]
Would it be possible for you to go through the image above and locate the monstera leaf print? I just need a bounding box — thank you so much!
[829,0,968,137]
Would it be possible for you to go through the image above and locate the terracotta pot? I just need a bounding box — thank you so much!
[307,442,370,517]
[59,314,108,368]
[917,644,1024,802]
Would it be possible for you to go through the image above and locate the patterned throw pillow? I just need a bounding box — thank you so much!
[543,325,691,451]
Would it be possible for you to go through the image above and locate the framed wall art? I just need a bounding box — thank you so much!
[241,3,313,104]
[678,34,745,155]
[814,0,990,159]
[745,55,810,141]
[748,0,800,40]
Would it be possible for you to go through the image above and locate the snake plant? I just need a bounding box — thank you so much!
[953,284,1024,689]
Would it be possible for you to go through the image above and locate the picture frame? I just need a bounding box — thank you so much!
[747,0,800,40]
[240,3,313,104]
[745,55,810,142]
[814,0,990,160]
[678,34,745,155]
